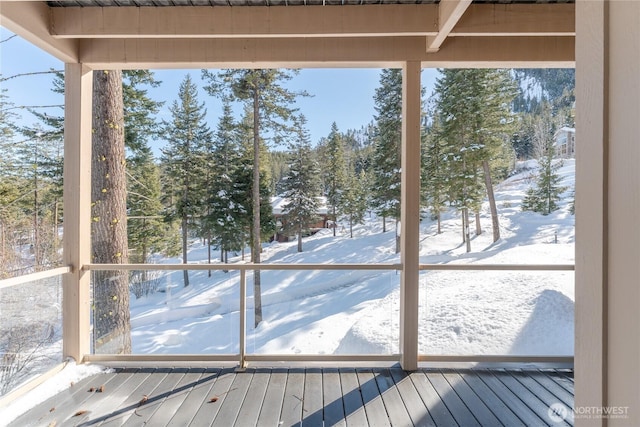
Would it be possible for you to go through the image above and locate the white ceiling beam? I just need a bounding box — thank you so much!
[427,0,472,53]
[78,36,574,70]
[0,1,79,63]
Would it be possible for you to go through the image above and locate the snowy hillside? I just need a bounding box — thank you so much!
[129,159,575,357]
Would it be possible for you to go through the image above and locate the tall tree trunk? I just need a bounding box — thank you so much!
[382,216,386,233]
[437,212,441,234]
[181,213,189,287]
[475,212,482,235]
[91,69,131,354]
[252,88,263,327]
[349,216,353,238]
[464,208,471,253]
[461,211,466,243]
[207,233,211,277]
[395,219,400,254]
[332,205,336,237]
[297,224,303,252]
[482,159,500,242]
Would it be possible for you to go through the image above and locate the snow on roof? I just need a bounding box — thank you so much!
[271,196,328,215]
[554,126,575,137]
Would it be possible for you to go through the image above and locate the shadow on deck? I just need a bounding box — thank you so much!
[9,366,574,426]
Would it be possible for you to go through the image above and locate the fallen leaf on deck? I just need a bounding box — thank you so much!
[98,385,105,393]
[209,396,219,403]
[74,410,88,416]
[49,407,55,413]
[88,387,95,392]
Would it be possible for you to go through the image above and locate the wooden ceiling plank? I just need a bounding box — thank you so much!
[427,0,472,53]
[48,4,438,38]
[50,3,574,40]
[451,3,575,37]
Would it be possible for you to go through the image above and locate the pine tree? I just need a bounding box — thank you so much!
[371,69,402,251]
[127,146,165,264]
[122,71,166,265]
[205,103,245,264]
[434,69,516,250]
[422,111,447,234]
[91,69,131,354]
[161,74,212,287]
[202,69,305,327]
[281,116,321,253]
[341,168,368,238]
[522,107,567,215]
[322,122,347,236]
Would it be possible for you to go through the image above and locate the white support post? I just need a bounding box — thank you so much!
[62,63,93,363]
[576,1,640,425]
[400,61,421,371]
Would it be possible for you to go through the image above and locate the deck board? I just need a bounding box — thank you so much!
[443,370,502,426]
[389,368,435,427]
[409,370,458,427]
[256,368,288,426]
[301,368,324,426]
[8,366,574,427]
[279,367,305,427]
[458,369,525,427]
[72,368,140,426]
[373,368,413,426]
[210,368,254,427]
[143,368,203,426]
[23,368,122,427]
[234,368,271,427]
[322,368,347,427]
[339,368,368,426]
[427,370,481,427]
[187,368,235,427]
[165,368,221,427]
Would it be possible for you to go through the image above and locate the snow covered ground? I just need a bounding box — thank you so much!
[127,159,575,358]
[1,159,575,426]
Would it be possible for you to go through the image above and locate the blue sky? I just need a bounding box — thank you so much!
[1,28,438,150]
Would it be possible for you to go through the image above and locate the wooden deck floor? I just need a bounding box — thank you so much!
[10,366,574,427]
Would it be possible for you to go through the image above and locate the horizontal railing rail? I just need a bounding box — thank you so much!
[82,262,576,367]
[420,263,574,271]
[84,262,574,271]
[0,266,71,290]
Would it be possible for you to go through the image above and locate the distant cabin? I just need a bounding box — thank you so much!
[271,196,332,243]
[553,127,576,158]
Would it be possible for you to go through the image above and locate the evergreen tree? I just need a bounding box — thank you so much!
[281,116,321,253]
[122,71,167,265]
[322,122,347,236]
[370,69,402,252]
[205,103,246,263]
[127,146,165,264]
[202,69,305,326]
[161,74,212,287]
[341,168,368,238]
[91,69,131,354]
[434,69,516,250]
[522,107,567,215]
[422,110,447,234]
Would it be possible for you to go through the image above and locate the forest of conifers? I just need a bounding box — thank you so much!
[0,67,575,279]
